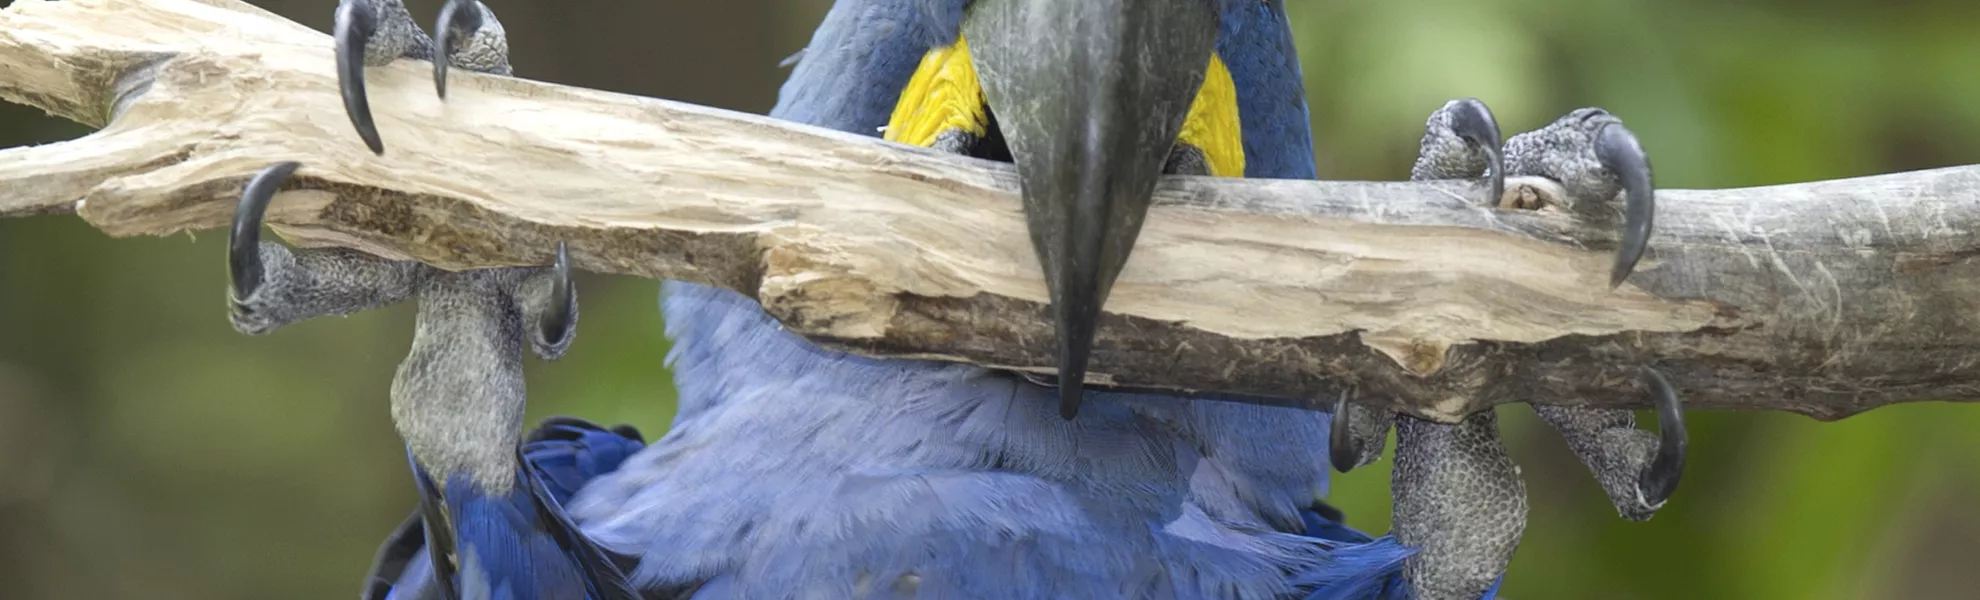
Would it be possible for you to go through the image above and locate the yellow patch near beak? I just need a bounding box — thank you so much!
[884,36,1246,178]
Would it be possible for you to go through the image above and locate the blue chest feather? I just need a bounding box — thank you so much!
[560,1,1466,597]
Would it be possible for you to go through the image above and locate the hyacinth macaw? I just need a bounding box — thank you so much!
[221,0,1690,598]
[223,0,623,598]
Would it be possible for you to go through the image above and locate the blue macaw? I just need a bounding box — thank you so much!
[223,0,1687,598]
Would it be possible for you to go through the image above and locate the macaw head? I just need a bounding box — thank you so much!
[883,0,1308,419]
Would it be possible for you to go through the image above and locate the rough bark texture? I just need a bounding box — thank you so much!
[3,0,1977,422]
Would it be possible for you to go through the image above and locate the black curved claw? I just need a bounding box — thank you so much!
[334,0,386,155]
[1595,123,1654,288]
[1637,368,1687,509]
[433,0,484,100]
[1329,391,1359,474]
[229,161,301,303]
[539,241,576,347]
[1448,98,1505,204]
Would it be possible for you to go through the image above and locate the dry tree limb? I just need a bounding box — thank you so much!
[3,0,1978,422]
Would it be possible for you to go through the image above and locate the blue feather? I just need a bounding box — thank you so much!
[367,419,647,600]
[361,1,1491,597]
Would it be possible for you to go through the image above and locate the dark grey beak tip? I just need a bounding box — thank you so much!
[334,0,386,155]
[229,161,302,301]
[1058,391,1081,421]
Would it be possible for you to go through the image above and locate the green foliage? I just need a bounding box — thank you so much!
[1,0,1976,597]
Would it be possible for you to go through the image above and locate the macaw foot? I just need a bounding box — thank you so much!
[1392,412,1525,600]
[335,0,511,154]
[1373,99,1691,596]
[1457,100,1690,520]
[1328,98,1510,474]
[1413,99,1657,287]
[226,161,421,335]
[1534,369,1688,521]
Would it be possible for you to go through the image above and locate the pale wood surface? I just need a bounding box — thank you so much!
[4,0,1978,421]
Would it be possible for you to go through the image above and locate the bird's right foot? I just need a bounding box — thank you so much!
[225,162,421,335]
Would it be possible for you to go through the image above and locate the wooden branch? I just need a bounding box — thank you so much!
[5,0,1978,422]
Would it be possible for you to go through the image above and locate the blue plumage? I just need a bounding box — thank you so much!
[368,420,647,600]
[369,1,1502,597]
[553,1,1479,597]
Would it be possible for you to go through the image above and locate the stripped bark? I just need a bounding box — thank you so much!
[3,0,1978,421]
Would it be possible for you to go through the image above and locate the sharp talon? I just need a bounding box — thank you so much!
[1449,98,1505,204]
[540,241,576,347]
[229,161,301,303]
[1637,367,1686,509]
[334,0,385,155]
[433,0,484,100]
[1596,122,1654,288]
[1329,390,1358,474]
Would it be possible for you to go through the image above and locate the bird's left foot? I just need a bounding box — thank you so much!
[1374,99,1688,598]
[1413,101,1658,287]
[1430,100,1690,520]
[1534,368,1687,521]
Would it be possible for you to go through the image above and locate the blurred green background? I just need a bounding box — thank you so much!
[2,0,1978,598]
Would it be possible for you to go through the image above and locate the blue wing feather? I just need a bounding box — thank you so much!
[376,1,1478,598]
[368,419,648,600]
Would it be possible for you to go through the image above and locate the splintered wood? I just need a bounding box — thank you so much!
[4,0,1979,420]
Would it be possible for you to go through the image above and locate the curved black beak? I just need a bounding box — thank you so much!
[229,161,301,304]
[963,0,1220,420]
[1596,123,1654,288]
[433,0,483,100]
[1637,367,1687,509]
[334,0,386,155]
